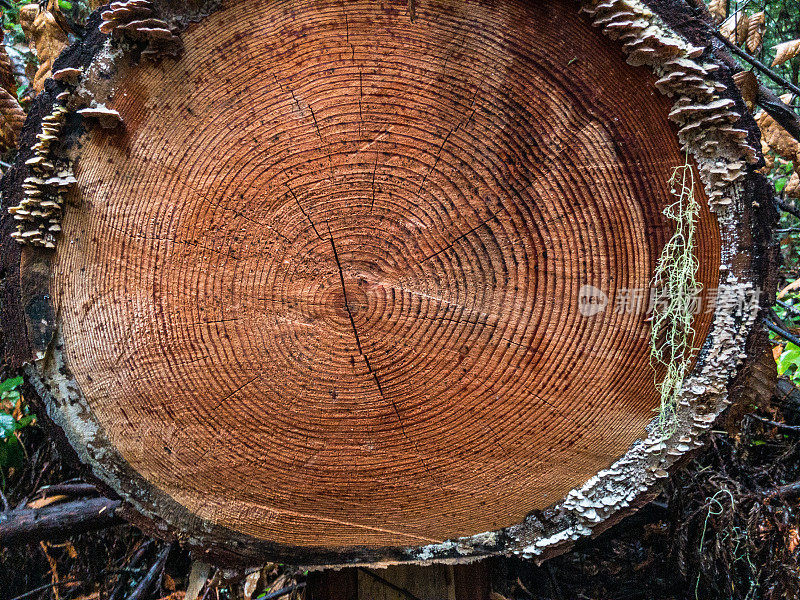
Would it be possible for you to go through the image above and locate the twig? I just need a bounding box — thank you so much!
[109,540,153,600]
[767,480,800,498]
[777,199,800,221]
[9,570,140,600]
[7,579,82,600]
[777,299,800,318]
[0,496,123,546]
[126,544,171,600]
[262,582,307,600]
[712,30,800,97]
[746,413,800,434]
[0,485,9,512]
[358,568,425,600]
[37,482,100,498]
[765,319,800,348]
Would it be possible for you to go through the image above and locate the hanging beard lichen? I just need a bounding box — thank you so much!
[650,159,702,437]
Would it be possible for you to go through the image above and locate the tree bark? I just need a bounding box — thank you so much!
[0,0,777,566]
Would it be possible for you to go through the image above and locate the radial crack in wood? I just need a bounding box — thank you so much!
[0,0,775,566]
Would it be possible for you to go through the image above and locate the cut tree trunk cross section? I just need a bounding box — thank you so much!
[0,0,774,566]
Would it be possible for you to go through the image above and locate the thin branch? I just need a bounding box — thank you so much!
[766,319,800,347]
[0,497,123,546]
[766,479,800,498]
[712,30,800,97]
[8,579,83,600]
[777,198,800,221]
[126,544,171,600]
[747,413,800,434]
[36,483,100,498]
[777,298,800,317]
[358,568,425,600]
[109,540,154,600]
[262,582,307,600]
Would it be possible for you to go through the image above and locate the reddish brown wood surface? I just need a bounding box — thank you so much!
[4,0,775,566]
[40,0,721,549]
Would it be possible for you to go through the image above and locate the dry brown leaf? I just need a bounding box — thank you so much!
[732,70,758,112]
[746,11,765,54]
[0,44,18,97]
[735,12,750,45]
[243,571,260,600]
[156,594,185,600]
[0,86,26,152]
[31,11,68,93]
[756,110,800,163]
[20,4,68,94]
[709,0,727,23]
[19,4,39,37]
[788,527,800,553]
[27,494,68,509]
[786,172,800,199]
[759,138,774,174]
[772,38,800,67]
[720,11,750,45]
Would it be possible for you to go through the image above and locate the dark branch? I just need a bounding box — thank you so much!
[712,30,800,98]
[765,319,800,348]
[0,497,124,546]
[746,413,800,434]
[126,544,171,600]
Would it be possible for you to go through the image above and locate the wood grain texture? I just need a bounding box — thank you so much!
[4,0,777,566]
[41,0,720,549]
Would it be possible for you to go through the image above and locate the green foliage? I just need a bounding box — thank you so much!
[0,375,33,488]
[777,342,800,385]
[1,1,30,45]
[773,159,794,193]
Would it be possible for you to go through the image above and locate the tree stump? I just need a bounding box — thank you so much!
[0,0,775,566]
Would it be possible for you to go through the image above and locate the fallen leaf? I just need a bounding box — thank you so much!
[732,70,758,112]
[20,4,67,94]
[746,12,765,54]
[185,561,212,600]
[756,110,800,164]
[772,39,800,68]
[27,494,68,509]
[720,10,748,45]
[709,0,727,23]
[243,570,260,600]
[786,172,800,199]
[788,527,799,553]
[0,44,18,97]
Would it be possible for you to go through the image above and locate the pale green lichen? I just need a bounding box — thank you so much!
[650,158,701,437]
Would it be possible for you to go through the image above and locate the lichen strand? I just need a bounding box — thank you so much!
[649,162,701,436]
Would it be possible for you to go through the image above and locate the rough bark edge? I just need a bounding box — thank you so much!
[0,0,777,567]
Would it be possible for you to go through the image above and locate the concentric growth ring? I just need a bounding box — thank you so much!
[50,0,720,548]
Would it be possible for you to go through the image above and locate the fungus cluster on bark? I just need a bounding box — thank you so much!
[0,0,775,567]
